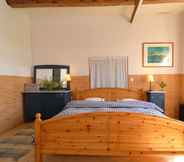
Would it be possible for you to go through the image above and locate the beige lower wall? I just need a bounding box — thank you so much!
[0,75,31,134]
[129,74,182,118]
[0,74,183,133]
[71,74,182,119]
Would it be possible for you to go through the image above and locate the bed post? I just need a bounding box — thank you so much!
[35,113,43,162]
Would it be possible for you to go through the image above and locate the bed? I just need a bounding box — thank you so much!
[35,88,184,162]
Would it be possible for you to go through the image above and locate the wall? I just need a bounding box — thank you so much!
[181,75,184,103]
[180,12,184,104]
[0,76,31,133]
[0,2,182,134]
[30,6,183,75]
[130,74,182,118]
[71,74,181,118]
[30,5,184,118]
[0,3,183,131]
[0,0,31,133]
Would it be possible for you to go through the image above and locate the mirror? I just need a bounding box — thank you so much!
[33,65,70,90]
[36,69,53,84]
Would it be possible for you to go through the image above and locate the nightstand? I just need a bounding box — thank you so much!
[179,104,184,121]
[147,91,165,113]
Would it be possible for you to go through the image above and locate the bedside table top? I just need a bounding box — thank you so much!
[147,91,166,94]
[23,90,71,94]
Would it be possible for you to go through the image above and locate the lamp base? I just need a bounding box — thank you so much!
[149,81,152,91]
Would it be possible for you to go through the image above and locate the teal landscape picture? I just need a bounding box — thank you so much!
[143,42,173,67]
[147,46,169,63]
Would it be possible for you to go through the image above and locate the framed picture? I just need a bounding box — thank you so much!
[142,42,174,67]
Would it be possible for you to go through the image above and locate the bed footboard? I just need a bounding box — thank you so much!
[35,112,184,162]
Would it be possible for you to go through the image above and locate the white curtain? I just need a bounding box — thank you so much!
[89,56,128,88]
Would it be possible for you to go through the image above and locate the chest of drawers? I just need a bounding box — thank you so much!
[23,90,71,122]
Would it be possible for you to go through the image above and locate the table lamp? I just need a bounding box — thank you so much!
[148,75,154,91]
[64,74,71,90]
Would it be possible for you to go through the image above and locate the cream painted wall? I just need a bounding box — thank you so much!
[0,0,31,76]
[30,6,183,76]
[0,3,183,76]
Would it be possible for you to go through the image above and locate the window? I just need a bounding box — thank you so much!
[89,56,128,88]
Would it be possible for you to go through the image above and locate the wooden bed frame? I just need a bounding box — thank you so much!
[35,88,184,162]
[73,88,146,101]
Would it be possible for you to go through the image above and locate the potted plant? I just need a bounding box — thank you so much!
[158,81,167,91]
[40,80,62,91]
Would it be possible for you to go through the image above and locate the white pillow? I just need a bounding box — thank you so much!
[85,97,105,101]
[117,98,138,102]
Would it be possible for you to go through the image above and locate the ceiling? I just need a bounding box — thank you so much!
[6,0,184,8]
[7,0,184,23]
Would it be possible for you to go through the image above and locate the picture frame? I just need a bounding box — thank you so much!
[142,42,174,67]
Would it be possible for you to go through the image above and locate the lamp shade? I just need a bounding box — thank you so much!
[64,74,71,81]
[148,75,154,82]
[130,77,134,82]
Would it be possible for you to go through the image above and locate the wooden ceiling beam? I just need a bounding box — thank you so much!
[144,0,184,4]
[6,0,184,8]
[130,0,144,23]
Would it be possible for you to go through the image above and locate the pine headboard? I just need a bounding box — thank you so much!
[73,88,146,101]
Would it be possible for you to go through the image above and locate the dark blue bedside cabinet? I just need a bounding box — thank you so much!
[147,91,165,113]
[179,104,184,121]
[23,90,71,122]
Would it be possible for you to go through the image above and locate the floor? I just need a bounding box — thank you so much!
[0,124,34,162]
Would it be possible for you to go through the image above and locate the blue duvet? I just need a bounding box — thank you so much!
[57,100,165,117]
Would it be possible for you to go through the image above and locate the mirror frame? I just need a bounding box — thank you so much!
[33,65,70,84]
